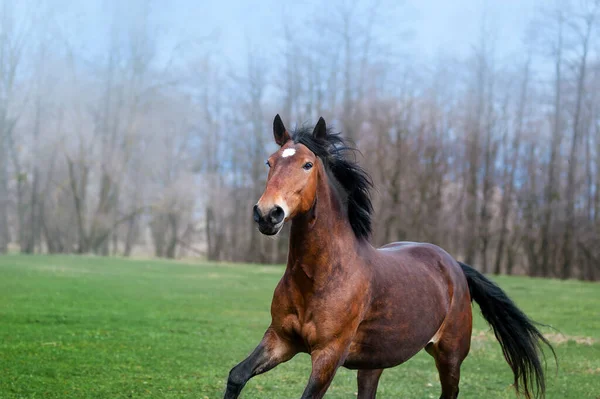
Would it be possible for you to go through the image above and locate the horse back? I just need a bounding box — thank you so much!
[343,241,468,369]
[373,241,468,309]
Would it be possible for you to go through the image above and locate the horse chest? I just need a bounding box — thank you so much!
[278,307,349,352]
[275,290,361,352]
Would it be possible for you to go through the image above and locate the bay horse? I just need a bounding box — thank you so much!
[225,115,554,399]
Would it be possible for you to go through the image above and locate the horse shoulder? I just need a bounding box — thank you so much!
[268,274,302,339]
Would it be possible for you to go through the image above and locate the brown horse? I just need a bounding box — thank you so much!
[224,115,554,399]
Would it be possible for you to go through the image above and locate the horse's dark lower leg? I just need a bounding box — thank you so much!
[425,283,472,399]
[426,325,469,399]
[224,329,295,399]
[357,369,383,399]
[300,345,349,399]
[428,336,469,399]
[435,355,461,399]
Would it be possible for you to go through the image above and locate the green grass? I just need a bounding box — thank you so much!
[0,255,598,398]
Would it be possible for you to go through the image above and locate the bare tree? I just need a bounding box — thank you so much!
[0,0,597,280]
[561,1,598,279]
[0,2,30,252]
[494,56,530,274]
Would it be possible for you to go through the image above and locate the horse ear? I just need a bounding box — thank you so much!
[273,114,290,146]
[313,117,326,140]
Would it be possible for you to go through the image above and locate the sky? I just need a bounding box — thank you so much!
[155,0,542,66]
[47,0,544,70]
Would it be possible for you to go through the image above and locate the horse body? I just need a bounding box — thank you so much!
[345,242,470,370]
[271,157,470,374]
[224,115,553,399]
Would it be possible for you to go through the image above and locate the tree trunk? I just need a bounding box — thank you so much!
[165,213,178,259]
[494,58,528,274]
[562,14,592,280]
[123,215,138,257]
[0,131,9,253]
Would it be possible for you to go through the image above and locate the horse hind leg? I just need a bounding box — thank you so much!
[357,369,384,399]
[427,345,463,399]
[426,300,472,398]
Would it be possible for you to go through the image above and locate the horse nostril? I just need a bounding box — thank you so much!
[253,205,261,223]
[269,206,285,225]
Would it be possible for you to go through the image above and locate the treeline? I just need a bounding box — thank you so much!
[0,1,599,280]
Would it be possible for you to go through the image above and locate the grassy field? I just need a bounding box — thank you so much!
[0,255,598,398]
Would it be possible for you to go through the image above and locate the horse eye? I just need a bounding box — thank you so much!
[265,160,271,168]
[303,162,313,170]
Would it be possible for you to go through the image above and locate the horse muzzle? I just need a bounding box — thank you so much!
[253,204,285,235]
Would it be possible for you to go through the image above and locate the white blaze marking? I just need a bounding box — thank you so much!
[282,148,296,158]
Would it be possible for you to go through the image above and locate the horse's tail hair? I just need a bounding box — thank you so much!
[459,262,556,399]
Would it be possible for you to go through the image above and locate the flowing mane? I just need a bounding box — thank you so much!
[291,126,374,240]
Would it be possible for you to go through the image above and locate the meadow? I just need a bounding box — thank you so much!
[0,255,598,398]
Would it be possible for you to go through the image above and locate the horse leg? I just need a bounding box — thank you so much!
[357,369,384,399]
[224,328,296,399]
[432,349,463,399]
[426,292,472,399]
[300,342,351,399]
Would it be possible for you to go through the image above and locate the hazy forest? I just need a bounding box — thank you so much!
[0,0,599,281]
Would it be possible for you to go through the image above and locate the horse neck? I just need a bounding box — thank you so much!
[288,165,360,280]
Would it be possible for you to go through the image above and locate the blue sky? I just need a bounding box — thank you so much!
[159,0,541,64]
[51,0,542,69]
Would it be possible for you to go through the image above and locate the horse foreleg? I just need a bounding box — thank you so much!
[357,369,384,399]
[224,328,296,399]
[300,343,350,399]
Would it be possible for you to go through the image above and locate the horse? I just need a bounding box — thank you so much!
[224,115,554,399]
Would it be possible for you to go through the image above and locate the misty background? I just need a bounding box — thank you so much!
[1,0,599,280]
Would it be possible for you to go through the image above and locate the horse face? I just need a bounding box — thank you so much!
[254,141,319,235]
[253,117,320,236]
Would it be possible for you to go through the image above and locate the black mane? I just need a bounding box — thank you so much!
[291,126,374,240]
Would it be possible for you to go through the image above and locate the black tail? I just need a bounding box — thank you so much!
[459,262,556,399]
